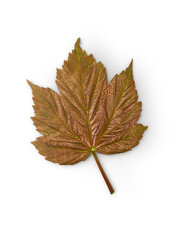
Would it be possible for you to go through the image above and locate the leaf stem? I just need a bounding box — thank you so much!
[92,151,115,194]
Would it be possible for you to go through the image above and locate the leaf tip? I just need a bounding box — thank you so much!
[75,37,81,49]
[31,140,35,146]
[142,125,148,134]
[27,79,34,89]
[130,59,133,67]
[26,79,31,85]
[125,59,133,72]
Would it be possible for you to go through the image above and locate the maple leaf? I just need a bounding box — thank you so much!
[27,38,147,194]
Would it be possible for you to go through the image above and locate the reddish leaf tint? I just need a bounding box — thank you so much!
[28,38,147,194]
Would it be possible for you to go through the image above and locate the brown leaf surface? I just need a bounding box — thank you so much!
[28,38,147,193]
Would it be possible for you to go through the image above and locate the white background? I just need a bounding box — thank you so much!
[0,0,190,239]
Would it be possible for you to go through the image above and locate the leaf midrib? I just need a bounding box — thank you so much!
[76,48,93,147]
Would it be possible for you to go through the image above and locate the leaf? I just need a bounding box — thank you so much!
[27,38,147,194]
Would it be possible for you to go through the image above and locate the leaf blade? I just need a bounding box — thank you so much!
[32,137,91,165]
[96,124,148,154]
[56,38,108,146]
[95,60,146,152]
